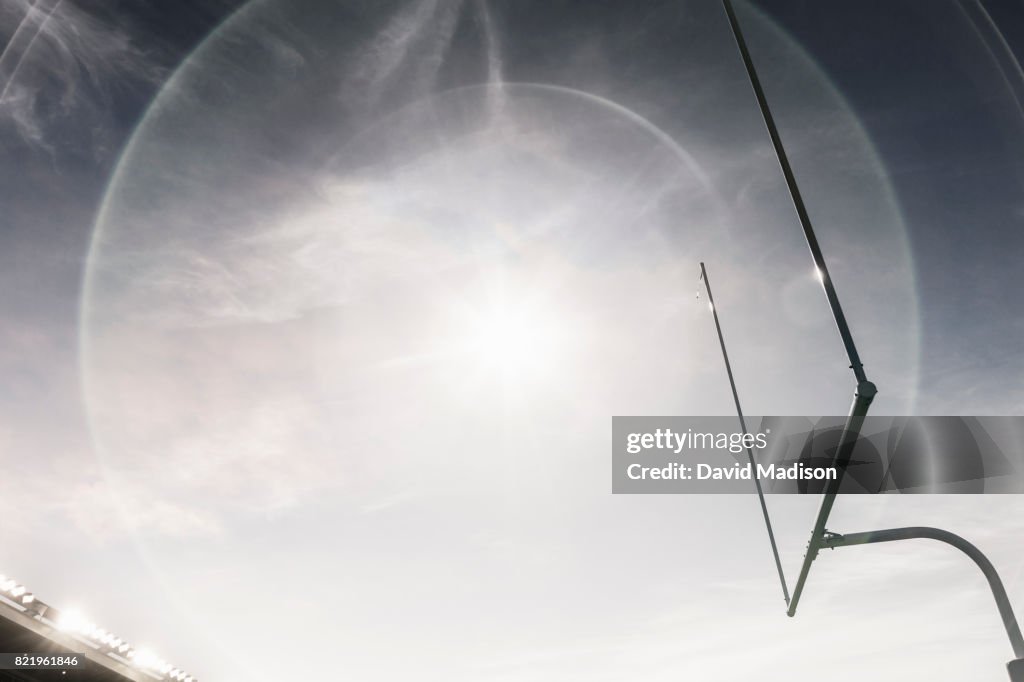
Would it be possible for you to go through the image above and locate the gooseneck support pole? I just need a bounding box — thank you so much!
[700,262,791,607]
[721,0,877,618]
[821,528,1024,674]
[721,3,1024,677]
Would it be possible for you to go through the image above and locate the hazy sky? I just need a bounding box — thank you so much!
[2,1,1024,680]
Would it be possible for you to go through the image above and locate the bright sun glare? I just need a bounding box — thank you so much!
[458,290,568,385]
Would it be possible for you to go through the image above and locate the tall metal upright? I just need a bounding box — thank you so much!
[720,0,876,619]
[700,262,790,607]
[720,2,1024,677]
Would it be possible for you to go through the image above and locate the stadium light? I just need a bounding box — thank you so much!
[0,572,199,681]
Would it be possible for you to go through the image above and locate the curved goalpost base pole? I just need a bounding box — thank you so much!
[821,527,1024,674]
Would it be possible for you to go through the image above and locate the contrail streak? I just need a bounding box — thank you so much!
[475,0,505,119]
[0,0,62,104]
[958,0,1024,125]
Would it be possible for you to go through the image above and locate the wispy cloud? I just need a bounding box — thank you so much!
[0,0,167,157]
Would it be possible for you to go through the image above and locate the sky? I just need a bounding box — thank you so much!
[1,1,1024,680]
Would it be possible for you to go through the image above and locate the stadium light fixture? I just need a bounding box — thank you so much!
[0,572,199,681]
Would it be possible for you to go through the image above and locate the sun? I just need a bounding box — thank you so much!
[451,281,570,389]
[470,301,554,374]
